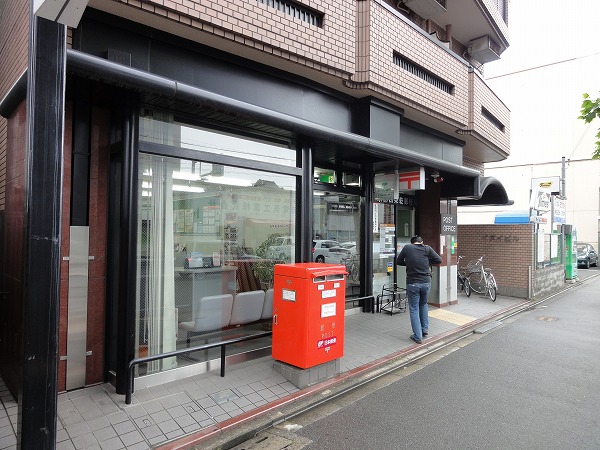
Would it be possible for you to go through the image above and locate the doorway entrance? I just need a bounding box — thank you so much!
[372,202,415,296]
[313,191,362,298]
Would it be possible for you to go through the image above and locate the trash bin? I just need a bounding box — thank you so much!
[272,263,347,369]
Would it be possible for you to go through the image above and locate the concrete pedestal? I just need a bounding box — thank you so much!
[273,359,340,389]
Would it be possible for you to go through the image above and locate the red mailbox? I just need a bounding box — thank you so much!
[272,263,347,369]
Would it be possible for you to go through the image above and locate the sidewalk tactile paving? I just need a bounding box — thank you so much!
[429,308,476,325]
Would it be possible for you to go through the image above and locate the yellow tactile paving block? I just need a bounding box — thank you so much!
[429,309,475,326]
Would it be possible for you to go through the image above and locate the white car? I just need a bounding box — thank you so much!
[312,239,342,263]
[325,246,353,264]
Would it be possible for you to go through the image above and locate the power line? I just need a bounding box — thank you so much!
[487,51,600,80]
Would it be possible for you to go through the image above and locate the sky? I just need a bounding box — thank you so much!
[483,0,600,167]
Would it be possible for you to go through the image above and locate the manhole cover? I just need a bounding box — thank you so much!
[537,316,558,322]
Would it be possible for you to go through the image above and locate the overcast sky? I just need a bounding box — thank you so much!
[483,0,600,167]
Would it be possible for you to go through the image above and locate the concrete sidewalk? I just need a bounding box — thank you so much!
[0,270,597,450]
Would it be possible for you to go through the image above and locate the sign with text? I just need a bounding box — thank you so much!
[440,214,457,235]
[552,196,566,224]
[531,176,560,194]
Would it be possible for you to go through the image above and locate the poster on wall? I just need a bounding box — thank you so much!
[379,224,395,257]
[537,228,545,264]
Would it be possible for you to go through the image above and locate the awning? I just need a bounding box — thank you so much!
[458,176,513,206]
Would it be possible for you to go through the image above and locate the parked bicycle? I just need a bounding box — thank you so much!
[343,253,360,283]
[462,255,497,301]
[457,256,471,297]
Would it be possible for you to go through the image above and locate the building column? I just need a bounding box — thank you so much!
[18,12,66,448]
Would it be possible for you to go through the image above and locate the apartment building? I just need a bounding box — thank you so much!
[0,0,511,441]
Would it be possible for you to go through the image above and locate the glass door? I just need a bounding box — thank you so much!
[313,191,362,298]
[371,203,415,296]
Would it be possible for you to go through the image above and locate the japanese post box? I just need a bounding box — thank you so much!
[272,263,347,369]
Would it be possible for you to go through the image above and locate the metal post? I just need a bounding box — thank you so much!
[18,11,66,448]
[561,156,566,198]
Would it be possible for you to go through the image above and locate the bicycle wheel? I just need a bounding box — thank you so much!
[457,273,464,291]
[487,274,497,301]
[350,263,359,282]
[464,278,471,297]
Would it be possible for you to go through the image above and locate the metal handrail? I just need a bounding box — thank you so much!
[125,331,272,404]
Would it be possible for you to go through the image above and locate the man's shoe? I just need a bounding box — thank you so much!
[422,331,428,336]
[410,335,422,344]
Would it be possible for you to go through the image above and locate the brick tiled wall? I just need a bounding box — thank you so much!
[457,224,534,297]
[472,72,510,156]
[368,1,470,127]
[107,0,355,76]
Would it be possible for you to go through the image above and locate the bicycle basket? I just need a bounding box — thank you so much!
[466,259,482,274]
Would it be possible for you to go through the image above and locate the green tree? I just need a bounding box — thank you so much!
[578,93,600,159]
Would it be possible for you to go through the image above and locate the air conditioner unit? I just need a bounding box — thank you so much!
[402,0,447,19]
[467,35,501,63]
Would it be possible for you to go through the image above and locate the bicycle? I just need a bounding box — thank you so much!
[457,256,471,297]
[343,253,360,283]
[463,255,497,301]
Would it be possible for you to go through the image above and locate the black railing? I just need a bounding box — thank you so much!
[125,331,272,404]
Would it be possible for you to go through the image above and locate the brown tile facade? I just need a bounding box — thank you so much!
[1,102,27,391]
[57,103,110,391]
[0,1,28,213]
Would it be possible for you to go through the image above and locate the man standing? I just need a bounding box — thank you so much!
[396,235,442,344]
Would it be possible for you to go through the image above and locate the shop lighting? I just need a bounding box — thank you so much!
[203,175,252,187]
[173,185,205,193]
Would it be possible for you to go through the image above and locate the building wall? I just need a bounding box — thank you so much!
[95,0,356,78]
[0,1,28,212]
[0,101,27,394]
[472,71,510,156]
[58,102,109,392]
[457,223,534,297]
[368,1,469,127]
[532,264,564,300]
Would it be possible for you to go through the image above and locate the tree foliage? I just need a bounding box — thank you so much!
[578,93,600,159]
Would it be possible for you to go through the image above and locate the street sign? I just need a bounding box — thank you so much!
[441,214,457,235]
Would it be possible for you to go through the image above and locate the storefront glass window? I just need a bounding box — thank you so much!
[139,111,296,167]
[136,149,296,375]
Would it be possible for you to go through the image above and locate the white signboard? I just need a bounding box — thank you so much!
[321,303,336,318]
[553,196,566,224]
[530,189,551,212]
[531,176,560,194]
[398,167,425,191]
[321,289,336,299]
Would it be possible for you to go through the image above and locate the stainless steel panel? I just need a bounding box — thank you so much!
[66,226,90,390]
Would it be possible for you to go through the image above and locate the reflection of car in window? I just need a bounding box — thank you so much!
[312,239,341,263]
[576,243,598,269]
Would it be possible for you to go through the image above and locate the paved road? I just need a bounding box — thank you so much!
[234,274,600,450]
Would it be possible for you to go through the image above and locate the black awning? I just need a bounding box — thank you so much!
[458,176,513,206]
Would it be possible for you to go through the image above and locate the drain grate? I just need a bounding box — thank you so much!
[474,321,503,334]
